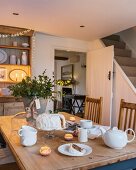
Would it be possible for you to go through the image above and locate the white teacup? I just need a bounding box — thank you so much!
[18,125,37,147]
[80,120,93,129]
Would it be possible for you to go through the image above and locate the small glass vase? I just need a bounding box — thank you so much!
[21,51,28,65]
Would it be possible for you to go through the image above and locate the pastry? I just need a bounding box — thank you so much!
[72,144,84,152]
[68,144,86,155]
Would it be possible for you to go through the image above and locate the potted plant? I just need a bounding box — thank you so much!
[9,70,54,117]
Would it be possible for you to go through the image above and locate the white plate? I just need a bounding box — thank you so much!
[58,143,92,157]
[0,49,7,63]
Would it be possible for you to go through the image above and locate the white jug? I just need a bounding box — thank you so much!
[18,125,37,146]
[78,128,88,142]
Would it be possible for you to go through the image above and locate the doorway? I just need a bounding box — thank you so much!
[54,49,86,114]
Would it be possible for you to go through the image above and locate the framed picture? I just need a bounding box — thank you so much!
[61,64,73,80]
[0,68,7,81]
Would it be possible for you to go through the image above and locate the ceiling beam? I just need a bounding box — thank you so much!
[55,56,68,60]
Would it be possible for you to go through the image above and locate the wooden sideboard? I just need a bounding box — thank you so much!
[0,96,24,116]
[0,96,24,169]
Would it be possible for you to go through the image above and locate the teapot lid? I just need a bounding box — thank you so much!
[108,127,124,134]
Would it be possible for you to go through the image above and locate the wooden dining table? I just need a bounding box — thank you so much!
[0,112,136,170]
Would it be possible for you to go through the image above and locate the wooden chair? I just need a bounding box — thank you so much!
[118,99,136,132]
[0,147,19,170]
[84,97,103,124]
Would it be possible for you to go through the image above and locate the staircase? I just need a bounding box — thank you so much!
[102,35,136,88]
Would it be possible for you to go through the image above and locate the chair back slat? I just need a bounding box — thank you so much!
[124,108,129,130]
[133,110,136,131]
[84,97,102,124]
[118,99,136,133]
[128,109,133,129]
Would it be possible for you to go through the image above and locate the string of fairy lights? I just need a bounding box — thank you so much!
[0,29,32,38]
[32,32,36,74]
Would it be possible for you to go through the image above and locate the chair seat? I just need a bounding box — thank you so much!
[0,162,19,170]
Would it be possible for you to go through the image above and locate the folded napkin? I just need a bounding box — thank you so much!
[87,125,110,139]
[64,121,80,132]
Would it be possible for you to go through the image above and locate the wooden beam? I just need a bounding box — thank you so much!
[55,56,68,60]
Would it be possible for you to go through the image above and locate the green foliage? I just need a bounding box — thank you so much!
[8,70,54,100]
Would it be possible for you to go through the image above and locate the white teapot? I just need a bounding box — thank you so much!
[36,113,66,131]
[100,127,135,149]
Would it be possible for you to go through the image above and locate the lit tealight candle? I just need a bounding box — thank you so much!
[39,146,51,156]
[15,73,18,81]
[22,73,24,79]
[69,116,76,122]
[64,134,73,141]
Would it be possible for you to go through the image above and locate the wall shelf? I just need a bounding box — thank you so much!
[0,25,34,87]
[0,45,30,50]
[0,64,30,67]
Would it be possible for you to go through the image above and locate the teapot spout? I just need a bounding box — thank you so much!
[99,127,106,136]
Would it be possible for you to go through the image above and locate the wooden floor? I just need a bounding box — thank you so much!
[0,162,20,170]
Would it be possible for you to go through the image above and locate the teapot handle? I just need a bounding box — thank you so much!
[125,128,135,143]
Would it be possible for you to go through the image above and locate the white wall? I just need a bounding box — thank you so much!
[33,32,88,76]
[32,32,88,111]
[118,28,136,58]
[112,62,136,126]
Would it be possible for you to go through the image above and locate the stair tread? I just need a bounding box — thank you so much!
[115,56,136,61]
[115,56,136,67]
[102,39,125,49]
[114,48,131,57]
[121,66,136,69]
[121,66,136,77]
[129,76,136,78]
[103,35,120,41]
[129,77,136,87]
[114,48,131,52]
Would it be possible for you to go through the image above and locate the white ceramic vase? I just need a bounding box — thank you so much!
[21,52,28,65]
[10,55,16,64]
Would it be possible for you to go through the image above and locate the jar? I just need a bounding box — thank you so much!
[21,52,28,65]
[10,55,16,64]
[13,41,18,47]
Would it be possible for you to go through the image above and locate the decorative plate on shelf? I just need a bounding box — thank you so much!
[0,49,7,64]
[9,69,27,82]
